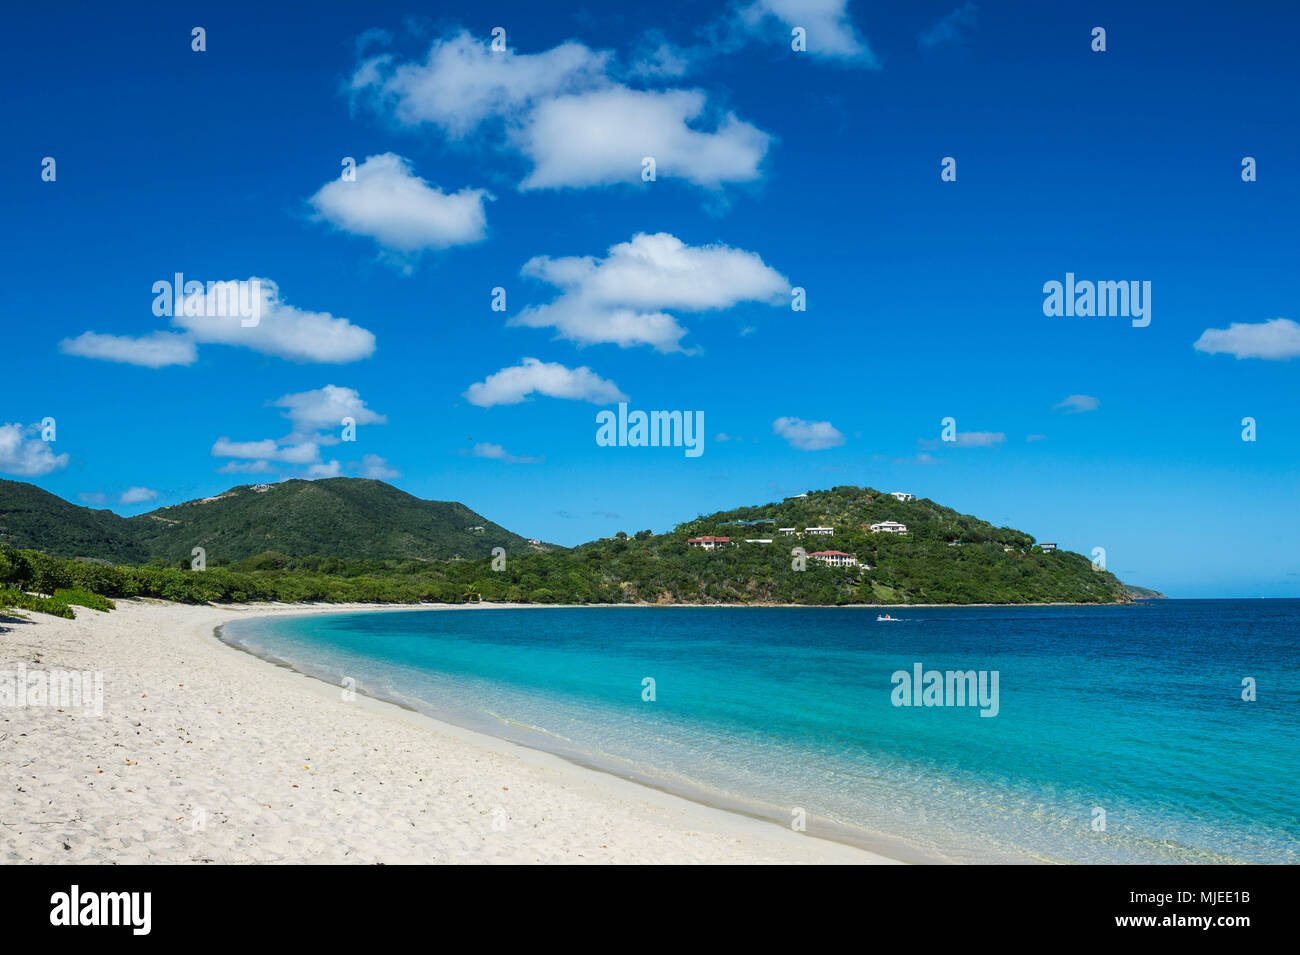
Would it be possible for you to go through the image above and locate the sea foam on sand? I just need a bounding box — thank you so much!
[0,600,898,864]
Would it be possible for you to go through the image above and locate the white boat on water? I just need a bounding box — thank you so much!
[877,614,899,622]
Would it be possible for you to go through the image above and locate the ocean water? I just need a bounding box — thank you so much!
[220,601,1300,864]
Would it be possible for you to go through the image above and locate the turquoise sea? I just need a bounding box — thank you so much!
[220,601,1300,863]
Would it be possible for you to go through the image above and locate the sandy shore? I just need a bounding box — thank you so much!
[0,600,900,864]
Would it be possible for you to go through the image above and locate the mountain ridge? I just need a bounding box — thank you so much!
[0,477,540,563]
[1,478,1134,605]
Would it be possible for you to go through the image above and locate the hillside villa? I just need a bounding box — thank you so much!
[804,526,834,536]
[686,536,732,550]
[808,550,861,568]
[1039,542,1057,552]
[870,521,908,534]
[890,492,915,502]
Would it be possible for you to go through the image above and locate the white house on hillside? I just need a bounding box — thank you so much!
[805,526,834,536]
[687,536,731,550]
[870,521,908,534]
[779,527,797,535]
[890,492,915,502]
[808,550,860,568]
[1039,542,1057,552]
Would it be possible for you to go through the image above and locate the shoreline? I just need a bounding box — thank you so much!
[2,599,911,864]
[205,598,1141,611]
[214,601,951,863]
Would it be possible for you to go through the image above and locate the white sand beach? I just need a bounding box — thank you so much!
[1,600,899,864]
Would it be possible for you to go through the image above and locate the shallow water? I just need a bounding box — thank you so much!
[221,601,1300,863]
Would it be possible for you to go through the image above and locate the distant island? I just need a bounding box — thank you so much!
[1,478,1138,615]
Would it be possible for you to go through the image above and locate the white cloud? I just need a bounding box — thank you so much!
[738,0,877,64]
[119,486,159,505]
[211,387,388,478]
[350,31,770,190]
[267,442,322,466]
[511,232,789,351]
[0,423,69,477]
[172,279,376,364]
[64,281,376,368]
[305,460,343,479]
[517,88,769,190]
[272,384,386,437]
[630,34,695,78]
[212,437,320,465]
[514,300,692,352]
[59,331,197,368]
[463,357,626,407]
[1193,318,1300,360]
[308,153,491,258]
[1053,394,1100,414]
[772,416,845,451]
[468,442,544,464]
[211,438,278,460]
[358,454,401,479]
[351,31,610,136]
[919,3,978,49]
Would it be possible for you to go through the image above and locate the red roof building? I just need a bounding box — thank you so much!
[807,550,860,568]
[687,536,732,550]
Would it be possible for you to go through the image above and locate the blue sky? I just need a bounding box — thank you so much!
[4,0,1299,597]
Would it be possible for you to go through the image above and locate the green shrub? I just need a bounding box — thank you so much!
[0,587,76,619]
[52,588,116,612]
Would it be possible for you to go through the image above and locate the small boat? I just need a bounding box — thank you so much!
[877,614,899,622]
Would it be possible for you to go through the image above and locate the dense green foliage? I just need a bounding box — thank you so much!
[0,477,542,563]
[0,587,76,619]
[0,484,1131,608]
[53,588,116,612]
[0,545,478,606]
[552,485,1129,605]
[0,479,143,562]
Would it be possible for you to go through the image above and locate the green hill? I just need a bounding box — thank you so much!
[0,478,537,564]
[0,480,147,563]
[1125,585,1167,600]
[1,480,1129,606]
[532,485,1130,605]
